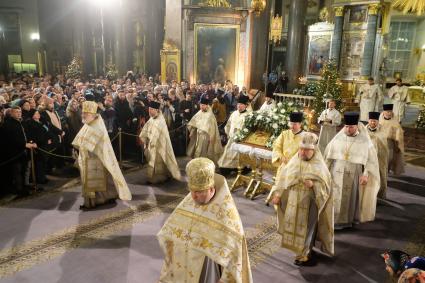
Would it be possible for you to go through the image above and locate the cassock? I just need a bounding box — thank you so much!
[157,158,252,283]
[317,108,342,153]
[324,117,380,229]
[367,125,389,199]
[387,85,410,122]
[270,134,334,263]
[187,106,223,164]
[218,109,250,169]
[139,112,181,183]
[379,112,405,175]
[356,84,382,122]
[72,102,132,208]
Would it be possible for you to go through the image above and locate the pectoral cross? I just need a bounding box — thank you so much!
[344,150,349,161]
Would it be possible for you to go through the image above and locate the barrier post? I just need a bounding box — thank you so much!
[30,143,38,192]
[118,127,123,168]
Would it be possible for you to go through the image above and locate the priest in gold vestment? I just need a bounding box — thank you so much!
[272,112,305,176]
[157,158,253,283]
[72,101,132,209]
[324,112,380,229]
[379,104,405,176]
[218,95,251,171]
[187,97,223,164]
[367,112,389,199]
[270,133,334,266]
[139,101,181,184]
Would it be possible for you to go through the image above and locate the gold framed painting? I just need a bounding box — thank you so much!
[194,23,240,85]
[160,49,181,84]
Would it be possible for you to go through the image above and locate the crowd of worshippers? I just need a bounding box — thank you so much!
[0,72,257,197]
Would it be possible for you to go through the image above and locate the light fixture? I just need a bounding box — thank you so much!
[251,0,266,16]
[30,32,40,41]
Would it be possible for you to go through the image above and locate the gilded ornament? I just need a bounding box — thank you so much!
[368,3,380,15]
[334,6,344,17]
[251,0,266,16]
[203,0,231,8]
[319,7,330,22]
[392,0,425,15]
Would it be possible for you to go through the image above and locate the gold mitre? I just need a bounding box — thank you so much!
[186,158,215,191]
[82,101,98,114]
[299,132,318,150]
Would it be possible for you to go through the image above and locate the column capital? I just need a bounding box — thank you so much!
[334,6,345,17]
[368,3,380,15]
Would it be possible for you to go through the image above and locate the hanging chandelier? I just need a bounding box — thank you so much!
[251,0,266,16]
[392,0,425,15]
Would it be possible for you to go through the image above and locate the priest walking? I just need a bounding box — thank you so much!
[379,104,405,175]
[324,112,380,229]
[356,77,382,123]
[139,101,181,184]
[388,78,410,123]
[72,101,132,209]
[186,97,223,164]
[270,133,334,266]
[367,111,389,199]
[218,95,251,172]
[317,99,342,153]
[157,158,253,283]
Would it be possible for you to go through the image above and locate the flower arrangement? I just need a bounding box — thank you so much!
[234,100,307,148]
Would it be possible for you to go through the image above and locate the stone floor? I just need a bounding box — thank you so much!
[0,157,424,283]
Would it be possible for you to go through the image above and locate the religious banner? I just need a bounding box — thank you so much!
[194,23,239,84]
[305,22,334,79]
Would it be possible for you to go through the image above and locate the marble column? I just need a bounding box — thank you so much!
[331,6,344,67]
[360,3,380,79]
[285,0,308,91]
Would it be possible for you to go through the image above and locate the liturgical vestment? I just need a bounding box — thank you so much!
[218,109,250,168]
[379,113,405,176]
[356,84,382,122]
[157,174,252,283]
[367,125,389,199]
[72,115,132,206]
[324,124,380,228]
[318,108,342,154]
[272,129,304,176]
[388,85,410,122]
[187,107,223,164]
[270,150,334,260]
[139,113,181,183]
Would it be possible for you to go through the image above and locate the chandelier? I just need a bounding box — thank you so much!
[392,0,425,15]
[251,0,266,16]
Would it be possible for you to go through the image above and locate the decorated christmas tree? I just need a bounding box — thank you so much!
[65,57,82,80]
[105,62,118,81]
[416,105,425,129]
[305,60,342,118]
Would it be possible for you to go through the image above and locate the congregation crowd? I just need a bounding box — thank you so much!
[0,71,259,197]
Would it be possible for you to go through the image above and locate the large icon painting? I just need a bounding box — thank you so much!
[194,24,239,85]
[307,35,332,77]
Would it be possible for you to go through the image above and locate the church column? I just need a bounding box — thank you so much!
[360,3,380,79]
[330,6,344,67]
[285,0,308,91]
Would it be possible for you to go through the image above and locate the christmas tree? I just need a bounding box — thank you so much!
[65,57,82,80]
[105,62,118,81]
[416,105,425,129]
[306,60,342,118]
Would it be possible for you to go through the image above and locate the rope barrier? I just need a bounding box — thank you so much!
[110,132,120,142]
[37,148,75,159]
[120,131,140,138]
[0,151,26,167]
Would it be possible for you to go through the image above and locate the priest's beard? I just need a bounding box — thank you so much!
[82,113,97,124]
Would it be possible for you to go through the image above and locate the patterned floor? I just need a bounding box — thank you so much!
[0,156,424,282]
